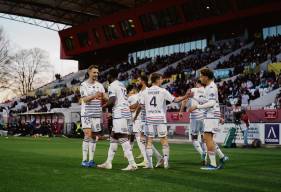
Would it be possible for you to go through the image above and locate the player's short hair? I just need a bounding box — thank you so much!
[140,75,148,85]
[108,68,119,79]
[200,68,214,80]
[150,73,162,83]
[88,65,99,71]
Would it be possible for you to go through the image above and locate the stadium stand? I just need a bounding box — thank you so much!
[2,34,281,119]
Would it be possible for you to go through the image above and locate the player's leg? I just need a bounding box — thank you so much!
[98,118,121,169]
[97,133,117,169]
[132,120,141,153]
[214,141,229,167]
[136,138,143,158]
[158,124,169,169]
[145,124,155,168]
[88,118,101,167]
[115,119,137,171]
[136,124,149,167]
[123,123,134,159]
[82,129,92,167]
[119,134,137,171]
[191,119,203,155]
[150,124,164,167]
[135,131,148,167]
[203,132,217,168]
[130,134,135,149]
[128,121,135,149]
[136,122,145,159]
[81,117,92,167]
[200,119,219,170]
[213,132,229,167]
[198,120,207,165]
[152,145,163,166]
[192,134,204,155]
[88,133,96,167]
[200,134,208,165]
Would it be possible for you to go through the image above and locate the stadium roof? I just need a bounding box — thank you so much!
[0,0,149,30]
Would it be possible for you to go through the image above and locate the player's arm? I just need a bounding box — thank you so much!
[133,103,141,121]
[79,85,100,104]
[179,99,188,119]
[102,85,116,108]
[99,85,108,103]
[172,89,193,103]
[129,103,138,111]
[189,87,217,112]
[219,117,225,124]
[102,96,116,108]
[102,92,109,102]
[180,99,188,112]
[189,99,216,112]
[128,96,138,112]
[130,104,138,112]
[189,89,216,112]
[80,92,102,103]
[134,92,146,122]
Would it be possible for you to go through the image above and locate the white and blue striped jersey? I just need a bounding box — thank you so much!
[188,87,206,120]
[203,81,221,119]
[140,85,175,124]
[108,80,131,119]
[80,80,105,118]
[128,94,140,121]
[138,88,148,123]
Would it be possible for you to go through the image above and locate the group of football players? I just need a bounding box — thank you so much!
[79,65,228,171]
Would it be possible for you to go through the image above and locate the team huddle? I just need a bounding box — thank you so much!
[79,65,228,171]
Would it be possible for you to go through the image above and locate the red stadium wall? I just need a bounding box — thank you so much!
[166,110,281,123]
[59,0,281,63]
[246,109,281,123]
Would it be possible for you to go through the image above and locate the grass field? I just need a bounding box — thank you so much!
[0,137,280,192]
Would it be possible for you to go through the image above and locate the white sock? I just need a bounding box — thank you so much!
[82,138,89,162]
[146,147,153,167]
[201,142,207,154]
[202,142,208,161]
[130,140,134,150]
[162,144,170,164]
[215,143,225,159]
[135,135,141,153]
[106,139,118,164]
[88,138,96,161]
[120,138,136,166]
[192,140,203,155]
[138,137,148,162]
[152,145,162,161]
[208,151,217,167]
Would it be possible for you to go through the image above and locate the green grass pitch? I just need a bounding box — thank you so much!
[0,137,280,192]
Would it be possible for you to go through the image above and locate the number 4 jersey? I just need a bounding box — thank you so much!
[140,85,175,124]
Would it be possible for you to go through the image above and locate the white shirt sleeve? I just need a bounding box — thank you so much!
[80,84,87,97]
[197,100,216,109]
[100,84,105,93]
[108,85,116,98]
[128,96,134,106]
[207,86,217,101]
[163,89,175,102]
[139,92,145,105]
